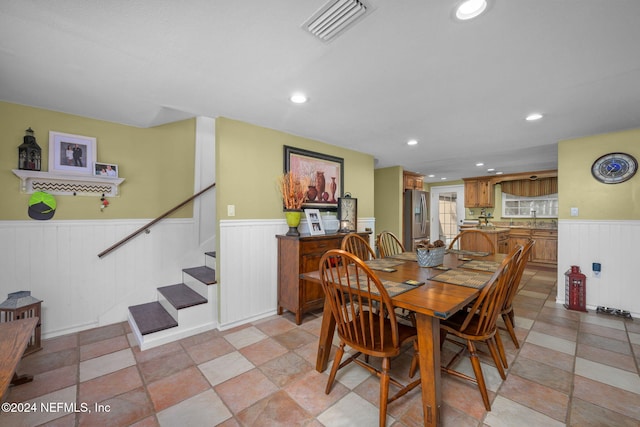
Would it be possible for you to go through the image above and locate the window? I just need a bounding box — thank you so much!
[502,192,558,218]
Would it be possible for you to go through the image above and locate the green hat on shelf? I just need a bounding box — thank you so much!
[28,191,56,220]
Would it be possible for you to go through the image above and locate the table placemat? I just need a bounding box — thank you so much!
[364,258,405,271]
[346,275,417,297]
[459,259,501,272]
[387,252,418,262]
[431,268,491,289]
[447,249,491,257]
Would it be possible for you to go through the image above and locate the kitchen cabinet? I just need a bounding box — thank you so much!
[457,229,509,254]
[531,229,558,265]
[496,231,509,254]
[508,228,557,265]
[508,228,532,260]
[276,232,371,324]
[403,171,424,190]
[463,178,494,208]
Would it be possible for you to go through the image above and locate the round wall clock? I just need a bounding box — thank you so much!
[591,152,637,184]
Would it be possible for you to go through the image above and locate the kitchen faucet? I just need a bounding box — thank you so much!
[531,210,537,227]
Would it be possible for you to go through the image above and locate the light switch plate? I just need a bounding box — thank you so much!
[227,205,235,216]
[570,207,579,216]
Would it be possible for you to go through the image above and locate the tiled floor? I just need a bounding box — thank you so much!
[3,265,640,426]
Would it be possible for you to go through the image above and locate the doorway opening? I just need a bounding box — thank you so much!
[430,185,465,247]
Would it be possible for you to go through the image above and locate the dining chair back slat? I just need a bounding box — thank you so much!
[341,233,376,262]
[376,231,405,258]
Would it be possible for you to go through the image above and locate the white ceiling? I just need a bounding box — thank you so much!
[2,0,640,182]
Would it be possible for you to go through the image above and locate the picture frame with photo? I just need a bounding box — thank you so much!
[49,131,96,175]
[304,208,325,235]
[94,162,119,178]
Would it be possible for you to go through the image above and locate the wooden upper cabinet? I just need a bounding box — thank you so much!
[463,178,494,208]
[403,171,424,190]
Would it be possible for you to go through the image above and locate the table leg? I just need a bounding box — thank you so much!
[415,313,441,427]
[315,299,336,372]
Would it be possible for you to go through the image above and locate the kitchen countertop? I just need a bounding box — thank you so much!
[463,225,557,232]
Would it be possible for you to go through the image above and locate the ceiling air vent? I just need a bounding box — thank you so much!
[303,0,368,42]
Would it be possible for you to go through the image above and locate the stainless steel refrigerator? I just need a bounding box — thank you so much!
[403,189,429,251]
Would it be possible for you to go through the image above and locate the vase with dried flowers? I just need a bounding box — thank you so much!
[278,172,308,236]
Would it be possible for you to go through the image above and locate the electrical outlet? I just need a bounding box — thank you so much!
[227,205,235,217]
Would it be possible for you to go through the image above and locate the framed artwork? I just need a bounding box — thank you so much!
[305,208,325,235]
[49,131,96,175]
[95,162,119,178]
[284,145,344,210]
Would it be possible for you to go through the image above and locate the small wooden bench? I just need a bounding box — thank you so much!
[0,317,38,399]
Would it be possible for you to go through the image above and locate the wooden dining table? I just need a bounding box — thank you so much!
[303,251,505,427]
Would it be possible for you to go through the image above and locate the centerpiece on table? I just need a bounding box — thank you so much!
[278,172,308,236]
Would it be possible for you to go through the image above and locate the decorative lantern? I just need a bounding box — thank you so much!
[564,266,587,312]
[0,291,43,355]
[18,127,42,171]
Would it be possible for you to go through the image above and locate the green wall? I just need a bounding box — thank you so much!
[215,117,375,221]
[374,166,404,237]
[558,128,640,220]
[1,102,196,220]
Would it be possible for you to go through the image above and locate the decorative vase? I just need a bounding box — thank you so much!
[307,185,318,202]
[285,210,302,236]
[316,171,326,197]
[329,177,337,203]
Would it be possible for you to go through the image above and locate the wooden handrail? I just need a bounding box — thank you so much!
[97,182,216,258]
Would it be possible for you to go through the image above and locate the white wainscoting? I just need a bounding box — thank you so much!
[218,218,376,330]
[0,219,210,339]
[557,219,639,317]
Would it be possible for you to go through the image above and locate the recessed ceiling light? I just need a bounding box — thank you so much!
[428,174,435,178]
[526,113,543,121]
[455,0,488,21]
[407,139,418,146]
[440,177,447,180]
[495,171,503,175]
[487,168,495,172]
[290,93,308,104]
[476,162,484,167]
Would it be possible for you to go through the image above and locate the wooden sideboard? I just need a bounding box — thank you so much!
[276,232,371,324]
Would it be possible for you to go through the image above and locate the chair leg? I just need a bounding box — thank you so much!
[467,341,491,411]
[502,311,520,348]
[379,357,390,427]
[494,329,509,370]
[326,343,345,394]
[486,337,506,380]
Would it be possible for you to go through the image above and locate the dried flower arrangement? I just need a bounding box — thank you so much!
[277,172,309,210]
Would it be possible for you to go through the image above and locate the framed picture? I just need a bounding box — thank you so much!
[284,145,344,210]
[94,162,119,178]
[49,131,96,175]
[305,208,325,235]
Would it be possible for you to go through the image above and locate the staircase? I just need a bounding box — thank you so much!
[128,251,218,351]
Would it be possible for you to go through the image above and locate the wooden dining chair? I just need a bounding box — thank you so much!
[341,233,376,261]
[376,231,405,258]
[426,245,521,411]
[448,229,496,254]
[499,239,536,350]
[319,249,419,427]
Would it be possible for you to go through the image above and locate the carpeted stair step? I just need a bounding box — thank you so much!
[183,266,216,285]
[129,302,178,335]
[157,283,207,309]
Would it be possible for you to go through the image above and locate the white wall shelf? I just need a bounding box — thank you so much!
[12,169,125,197]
